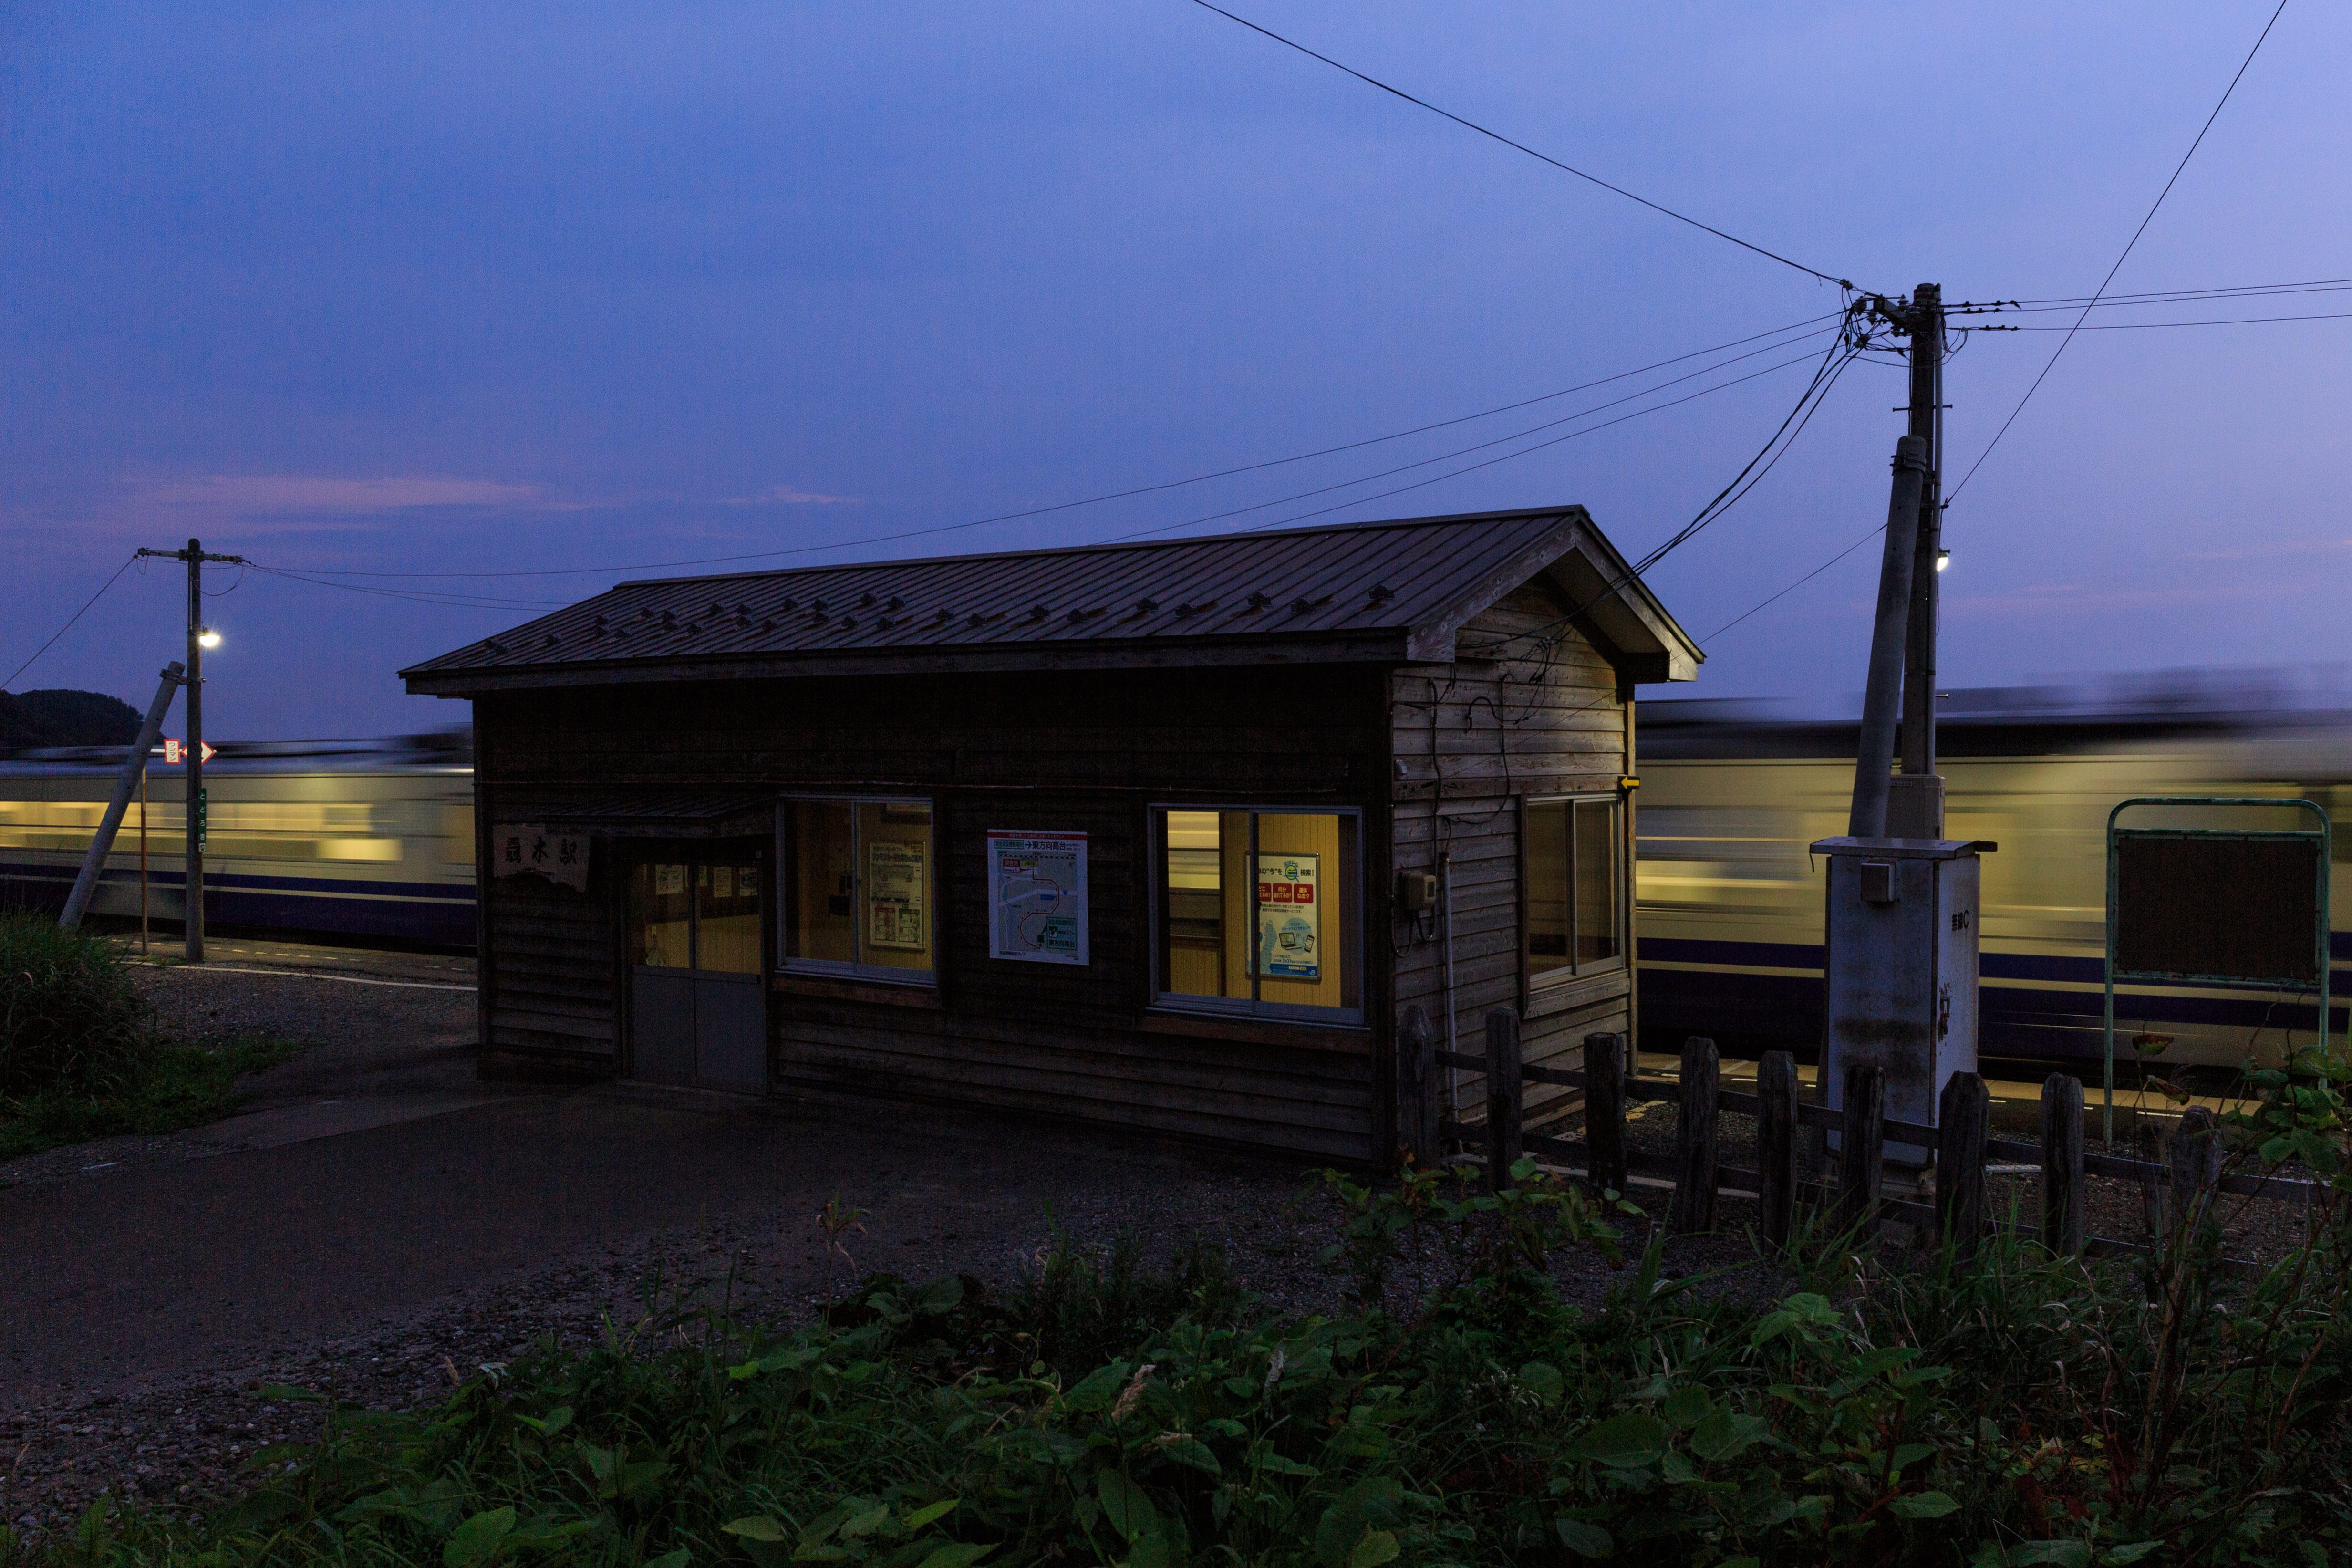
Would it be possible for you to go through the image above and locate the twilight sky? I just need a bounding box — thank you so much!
[4,1,2346,737]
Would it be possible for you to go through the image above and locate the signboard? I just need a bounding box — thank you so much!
[867,840,927,950]
[1255,852,1321,980]
[2115,833,2322,986]
[988,831,1088,965]
[2104,796,2332,1140]
[492,822,591,892]
[160,739,216,764]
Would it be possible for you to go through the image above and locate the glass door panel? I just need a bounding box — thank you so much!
[628,862,694,968]
[695,860,765,974]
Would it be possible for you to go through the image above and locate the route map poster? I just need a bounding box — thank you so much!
[866,840,927,950]
[1255,852,1320,980]
[987,831,1088,965]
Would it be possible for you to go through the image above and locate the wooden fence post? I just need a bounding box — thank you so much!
[1483,1007,1523,1190]
[1397,1005,1438,1169]
[1756,1049,1799,1247]
[1935,1071,1989,1261]
[2040,1074,2086,1256]
[1671,1036,1720,1233]
[1584,1031,1627,1194]
[1836,1065,1885,1241]
[2165,1104,2221,1238]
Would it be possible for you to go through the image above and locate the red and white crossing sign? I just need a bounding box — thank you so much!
[161,739,216,764]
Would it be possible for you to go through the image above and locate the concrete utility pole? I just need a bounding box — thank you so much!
[1892,282,1946,837]
[58,663,186,933]
[135,539,243,962]
[1817,281,1983,1167]
[1846,435,1931,838]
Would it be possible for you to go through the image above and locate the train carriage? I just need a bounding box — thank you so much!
[0,737,477,945]
[1637,692,2352,1070]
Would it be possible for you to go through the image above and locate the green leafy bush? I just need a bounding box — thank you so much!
[0,913,155,1098]
[27,1070,2352,1568]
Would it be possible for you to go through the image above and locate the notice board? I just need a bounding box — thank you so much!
[988,831,1089,966]
[2115,832,2322,986]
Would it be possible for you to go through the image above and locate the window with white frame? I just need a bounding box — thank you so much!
[1524,794,1625,983]
[777,797,935,983]
[1152,806,1362,1022]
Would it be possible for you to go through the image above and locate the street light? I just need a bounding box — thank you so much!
[1934,549,1950,573]
[197,626,222,648]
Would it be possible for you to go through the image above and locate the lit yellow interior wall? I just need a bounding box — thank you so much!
[695,859,764,974]
[857,803,933,973]
[790,801,856,963]
[1254,812,1343,1010]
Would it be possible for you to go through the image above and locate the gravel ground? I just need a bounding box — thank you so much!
[1,960,2330,1542]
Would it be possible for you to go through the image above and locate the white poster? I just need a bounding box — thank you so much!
[988,831,1088,965]
[1255,852,1320,980]
[867,839,927,950]
[491,823,591,892]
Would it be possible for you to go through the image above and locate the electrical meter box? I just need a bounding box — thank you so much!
[1811,836,1995,1165]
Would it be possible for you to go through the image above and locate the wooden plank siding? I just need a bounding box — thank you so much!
[464,575,1649,1163]
[1388,584,1633,1135]
[472,664,1395,1160]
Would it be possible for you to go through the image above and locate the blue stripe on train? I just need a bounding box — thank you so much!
[1639,937,2346,1059]
[0,862,476,945]
[0,860,471,902]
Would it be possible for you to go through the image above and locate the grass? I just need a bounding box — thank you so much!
[0,912,309,1163]
[0,1034,308,1163]
[18,1146,2352,1568]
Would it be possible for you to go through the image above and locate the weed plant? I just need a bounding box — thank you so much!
[23,1053,2352,1568]
[0,915,303,1159]
[0,914,154,1097]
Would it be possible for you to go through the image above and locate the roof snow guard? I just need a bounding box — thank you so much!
[401,509,1702,696]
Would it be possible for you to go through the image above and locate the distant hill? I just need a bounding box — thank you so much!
[0,689,143,748]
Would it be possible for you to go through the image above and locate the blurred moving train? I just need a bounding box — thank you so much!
[0,734,476,945]
[1638,679,2352,1070]
[4,679,2347,1070]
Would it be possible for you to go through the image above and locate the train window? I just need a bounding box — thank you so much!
[1526,796,1625,983]
[778,797,934,985]
[1150,806,1362,1024]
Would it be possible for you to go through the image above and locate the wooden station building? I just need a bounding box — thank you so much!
[402,509,1700,1162]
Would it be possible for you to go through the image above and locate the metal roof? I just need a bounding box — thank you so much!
[402,508,1702,695]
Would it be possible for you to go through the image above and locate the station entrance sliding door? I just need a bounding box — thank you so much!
[625,846,767,1091]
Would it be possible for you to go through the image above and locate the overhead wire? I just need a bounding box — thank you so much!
[1990,309,2352,331]
[1948,0,2291,504]
[1092,334,1844,546]
[5,555,138,691]
[1704,520,1887,642]
[1460,318,1871,657]
[273,311,1844,582]
[1187,0,1857,289]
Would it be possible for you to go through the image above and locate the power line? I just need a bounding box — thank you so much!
[1994,308,2352,331]
[1188,0,1856,289]
[1094,336,1843,546]
[1704,520,1886,641]
[287,313,1843,582]
[1948,0,2290,504]
[5,555,137,690]
[1457,323,1869,655]
[1959,276,2352,311]
[242,564,568,612]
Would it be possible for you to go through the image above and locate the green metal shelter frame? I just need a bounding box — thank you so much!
[2105,796,2332,1142]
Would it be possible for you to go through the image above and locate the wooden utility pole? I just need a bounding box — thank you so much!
[1894,283,1946,836]
[135,539,243,962]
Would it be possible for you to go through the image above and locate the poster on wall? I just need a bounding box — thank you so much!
[1255,852,1320,980]
[491,823,591,892]
[987,831,1089,965]
[867,840,928,950]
